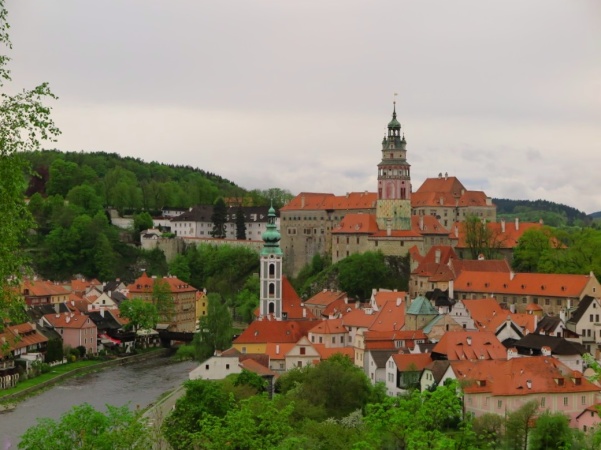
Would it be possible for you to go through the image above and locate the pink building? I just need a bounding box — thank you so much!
[43,311,97,356]
[575,404,601,433]
[450,357,601,425]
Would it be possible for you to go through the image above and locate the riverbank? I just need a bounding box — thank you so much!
[0,348,171,403]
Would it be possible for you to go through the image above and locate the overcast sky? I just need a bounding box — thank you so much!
[6,1,601,213]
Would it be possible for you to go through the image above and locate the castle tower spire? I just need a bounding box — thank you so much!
[376,101,412,230]
[259,205,283,320]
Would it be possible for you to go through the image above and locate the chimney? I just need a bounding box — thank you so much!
[276,344,280,354]
[501,219,505,233]
[515,217,519,230]
[303,308,307,318]
[539,218,544,225]
[387,219,392,237]
[454,226,459,238]
[419,215,424,231]
[396,298,402,307]
[541,346,551,356]
[440,196,444,206]
[435,249,441,264]
[355,301,360,309]
[510,271,515,281]
[438,172,442,179]
[301,195,306,208]
[507,347,518,359]
[445,172,448,180]
[466,336,472,346]
[526,380,532,389]
[449,280,454,299]
[54,303,60,314]
[100,308,104,318]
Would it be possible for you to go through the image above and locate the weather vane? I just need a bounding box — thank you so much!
[393,92,398,106]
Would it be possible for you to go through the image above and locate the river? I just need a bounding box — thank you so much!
[0,355,197,448]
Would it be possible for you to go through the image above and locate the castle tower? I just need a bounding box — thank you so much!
[259,205,283,320]
[376,102,412,230]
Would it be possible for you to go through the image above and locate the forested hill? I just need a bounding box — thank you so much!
[493,198,588,227]
[21,149,250,212]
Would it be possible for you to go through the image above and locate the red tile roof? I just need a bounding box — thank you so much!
[44,311,97,329]
[309,318,348,335]
[454,271,596,298]
[322,298,355,317]
[449,259,511,277]
[305,290,348,308]
[391,353,433,371]
[239,358,278,377]
[22,280,70,297]
[342,309,377,329]
[282,276,316,320]
[452,357,601,396]
[264,343,296,360]
[0,323,48,356]
[369,300,406,332]
[234,320,319,345]
[332,213,379,234]
[372,290,408,310]
[127,272,198,295]
[451,220,543,249]
[432,331,507,360]
[313,345,355,360]
[281,192,377,211]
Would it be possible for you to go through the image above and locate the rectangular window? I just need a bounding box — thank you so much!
[563,397,568,406]
[540,397,546,407]
[497,400,502,409]
[582,396,586,405]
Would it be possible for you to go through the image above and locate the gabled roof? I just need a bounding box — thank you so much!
[414,176,466,196]
[234,320,318,345]
[87,311,123,331]
[0,323,48,357]
[127,273,198,295]
[454,271,596,298]
[391,353,433,371]
[432,331,507,360]
[342,308,377,329]
[535,315,563,335]
[264,343,296,360]
[451,357,600,396]
[281,192,377,211]
[305,290,348,308]
[322,298,355,317]
[423,360,451,384]
[369,350,398,368]
[22,279,70,297]
[406,296,438,315]
[309,318,348,335]
[281,276,316,320]
[332,213,379,234]
[462,298,505,331]
[43,311,96,329]
[372,290,408,310]
[239,358,278,378]
[513,334,587,356]
[451,220,543,249]
[369,299,406,332]
[313,345,355,360]
[567,295,597,325]
[449,259,511,277]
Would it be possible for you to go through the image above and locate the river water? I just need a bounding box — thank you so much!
[0,355,197,448]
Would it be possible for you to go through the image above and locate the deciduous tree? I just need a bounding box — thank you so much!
[210,197,227,238]
[119,298,158,331]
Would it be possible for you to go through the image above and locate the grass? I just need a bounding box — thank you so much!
[0,360,104,399]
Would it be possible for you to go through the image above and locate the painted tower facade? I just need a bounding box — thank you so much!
[259,206,283,320]
[376,103,412,230]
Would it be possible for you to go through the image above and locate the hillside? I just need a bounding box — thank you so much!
[493,198,589,227]
[22,150,253,212]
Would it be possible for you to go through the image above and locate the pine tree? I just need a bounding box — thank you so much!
[235,206,246,240]
[210,197,227,238]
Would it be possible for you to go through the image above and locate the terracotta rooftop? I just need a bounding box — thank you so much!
[309,318,348,335]
[313,345,355,361]
[234,320,319,345]
[451,357,600,396]
[451,220,543,249]
[454,270,597,298]
[332,213,379,234]
[391,353,433,371]
[281,192,377,211]
[43,311,96,329]
[305,290,348,308]
[432,331,507,360]
[0,323,48,356]
[127,272,198,295]
[369,299,406,332]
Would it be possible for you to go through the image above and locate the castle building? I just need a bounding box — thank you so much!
[280,104,497,277]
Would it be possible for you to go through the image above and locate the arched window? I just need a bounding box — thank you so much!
[269,283,275,298]
[269,302,275,314]
[269,263,275,278]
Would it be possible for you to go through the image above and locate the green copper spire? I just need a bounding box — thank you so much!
[387,101,401,129]
[261,205,282,256]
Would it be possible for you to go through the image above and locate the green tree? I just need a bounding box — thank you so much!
[337,251,392,300]
[0,0,60,329]
[504,400,539,450]
[233,275,260,324]
[168,254,191,283]
[66,184,104,216]
[92,233,117,281]
[464,215,505,260]
[210,197,227,238]
[152,277,174,322]
[119,298,158,331]
[235,206,246,240]
[46,158,79,197]
[18,403,152,450]
[234,369,267,393]
[193,394,294,450]
[528,411,573,450]
[512,227,555,272]
[162,379,235,450]
[194,293,232,360]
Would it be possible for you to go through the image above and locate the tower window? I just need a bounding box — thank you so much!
[269,302,275,314]
[269,283,275,297]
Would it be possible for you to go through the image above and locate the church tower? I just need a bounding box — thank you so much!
[376,102,412,230]
[259,205,283,320]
